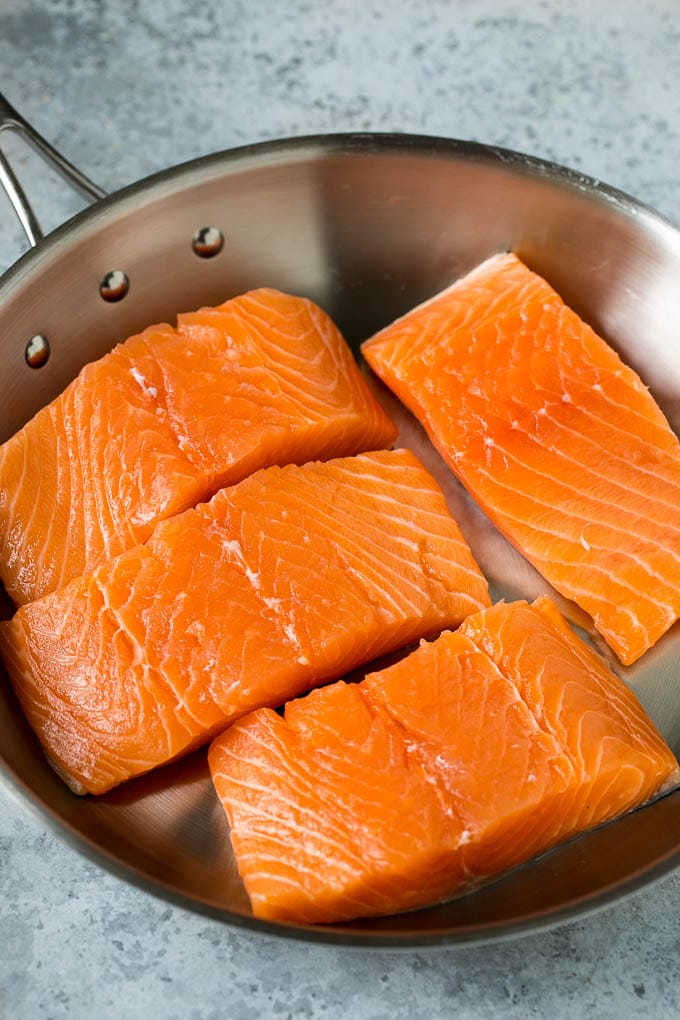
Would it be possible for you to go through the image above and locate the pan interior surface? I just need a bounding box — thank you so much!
[2,136,680,945]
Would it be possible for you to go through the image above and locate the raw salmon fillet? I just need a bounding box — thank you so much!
[0,449,489,795]
[362,253,680,665]
[0,288,396,605]
[209,597,679,924]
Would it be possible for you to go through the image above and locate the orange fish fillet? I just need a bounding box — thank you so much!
[209,597,679,924]
[0,288,396,605]
[362,253,680,665]
[0,449,489,795]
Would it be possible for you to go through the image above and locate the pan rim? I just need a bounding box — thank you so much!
[2,130,680,947]
[1,130,678,292]
[3,753,679,949]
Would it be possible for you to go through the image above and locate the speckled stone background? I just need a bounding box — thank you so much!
[1,1,680,1017]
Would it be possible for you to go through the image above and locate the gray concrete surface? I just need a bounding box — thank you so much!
[1,1,679,1017]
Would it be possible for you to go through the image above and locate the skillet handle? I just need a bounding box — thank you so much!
[0,92,106,248]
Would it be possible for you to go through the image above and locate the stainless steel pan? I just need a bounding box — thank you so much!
[2,92,680,947]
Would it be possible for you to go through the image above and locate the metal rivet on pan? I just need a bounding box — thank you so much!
[25,334,50,368]
[192,226,224,258]
[99,270,130,302]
